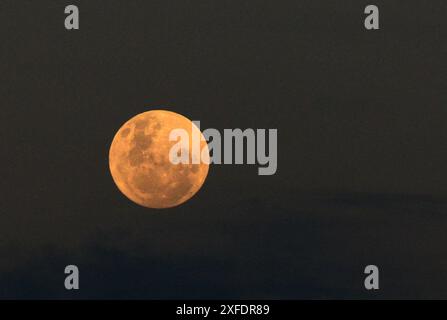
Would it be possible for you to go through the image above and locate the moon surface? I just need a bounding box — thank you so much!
[109,110,209,209]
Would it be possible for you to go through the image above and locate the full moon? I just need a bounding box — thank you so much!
[109,110,209,209]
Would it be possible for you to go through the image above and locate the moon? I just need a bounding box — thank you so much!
[109,110,209,209]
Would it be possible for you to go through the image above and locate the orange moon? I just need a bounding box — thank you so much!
[109,110,209,209]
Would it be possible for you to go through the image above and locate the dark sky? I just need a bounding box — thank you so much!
[1,0,447,299]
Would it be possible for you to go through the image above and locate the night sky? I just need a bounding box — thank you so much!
[1,0,447,299]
